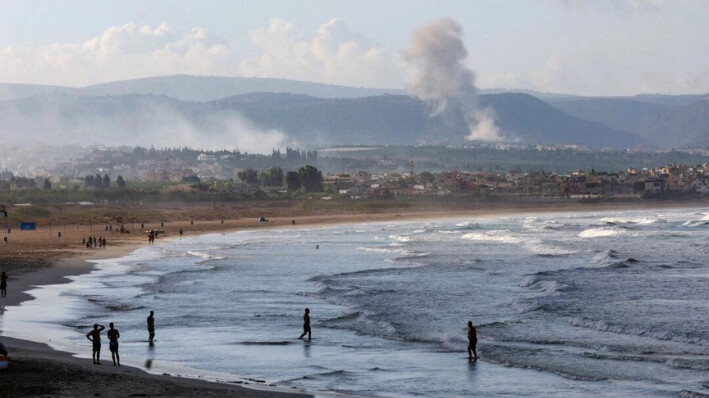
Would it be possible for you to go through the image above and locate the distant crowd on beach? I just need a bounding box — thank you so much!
[83,236,107,249]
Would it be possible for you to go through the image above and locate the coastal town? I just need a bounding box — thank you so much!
[2,145,709,201]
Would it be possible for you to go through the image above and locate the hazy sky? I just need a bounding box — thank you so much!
[1,0,707,95]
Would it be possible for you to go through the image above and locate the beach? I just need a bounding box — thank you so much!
[1,199,708,397]
[2,336,311,397]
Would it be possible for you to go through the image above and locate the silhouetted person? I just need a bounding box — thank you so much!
[147,311,155,343]
[179,228,183,237]
[298,308,311,341]
[316,245,319,249]
[86,323,105,364]
[292,219,295,225]
[107,322,120,366]
[467,321,478,360]
[1,271,7,298]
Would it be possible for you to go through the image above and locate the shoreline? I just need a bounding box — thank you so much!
[1,242,316,397]
[2,200,708,396]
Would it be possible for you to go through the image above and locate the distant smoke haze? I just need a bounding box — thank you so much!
[403,17,504,142]
[0,95,293,154]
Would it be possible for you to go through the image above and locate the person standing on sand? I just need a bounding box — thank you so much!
[86,324,105,364]
[1,271,7,298]
[467,321,478,360]
[107,322,120,366]
[179,228,183,237]
[147,311,155,343]
[298,308,311,341]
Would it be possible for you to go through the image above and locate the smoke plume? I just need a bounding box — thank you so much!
[0,94,293,154]
[403,17,503,142]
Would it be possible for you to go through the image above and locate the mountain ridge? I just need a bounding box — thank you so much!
[0,91,645,150]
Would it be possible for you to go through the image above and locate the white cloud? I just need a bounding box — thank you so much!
[0,17,705,96]
[240,18,404,88]
[0,22,231,86]
[0,19,403,89]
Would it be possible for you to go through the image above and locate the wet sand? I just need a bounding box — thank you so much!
[2,336,310,397]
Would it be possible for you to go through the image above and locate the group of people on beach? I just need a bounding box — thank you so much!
[83,236,107,249]
[85,311,156,366]
[85,308,477,367]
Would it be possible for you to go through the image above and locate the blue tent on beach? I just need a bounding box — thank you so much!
[19,222,36,231]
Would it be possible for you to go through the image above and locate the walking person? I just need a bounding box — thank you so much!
[107,322,120,366]
[86,324,105,364]
[467,321,478,360]
[1,271,7,298]
[147,311,155,343]
[298,308,311,341]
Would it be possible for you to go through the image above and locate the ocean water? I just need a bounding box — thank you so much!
[2,208,709,397]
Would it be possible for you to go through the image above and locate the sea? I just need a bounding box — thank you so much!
[2,207,708,397]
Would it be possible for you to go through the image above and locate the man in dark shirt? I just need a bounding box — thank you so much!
[467,321,478,360]
[147,311,155,343]
[298,308,311,341]
[1,271,7,298]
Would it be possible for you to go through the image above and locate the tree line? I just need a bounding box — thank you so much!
[236,165,323,192]
[85,174,126,189]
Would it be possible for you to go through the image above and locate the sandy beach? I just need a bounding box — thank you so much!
[1,198,707,397]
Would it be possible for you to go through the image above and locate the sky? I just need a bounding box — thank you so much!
[0,0,707,96]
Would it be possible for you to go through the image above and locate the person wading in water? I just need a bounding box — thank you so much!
[298,308,311,341]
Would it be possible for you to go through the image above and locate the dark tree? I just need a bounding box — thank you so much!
[116,175,126,188]
[103,174,110,188]
[181,175,201,183]
[237,168,258,184]
[85,175,95,188]
[43,178,52,190]
[632,181,645,194]
[95,174,103,188]
[286,171,301,192]
[298,165,323,192]
[261,166,284,187]
[419,171,436,184]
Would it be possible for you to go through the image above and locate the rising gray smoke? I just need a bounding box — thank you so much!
[403,17,503,142]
